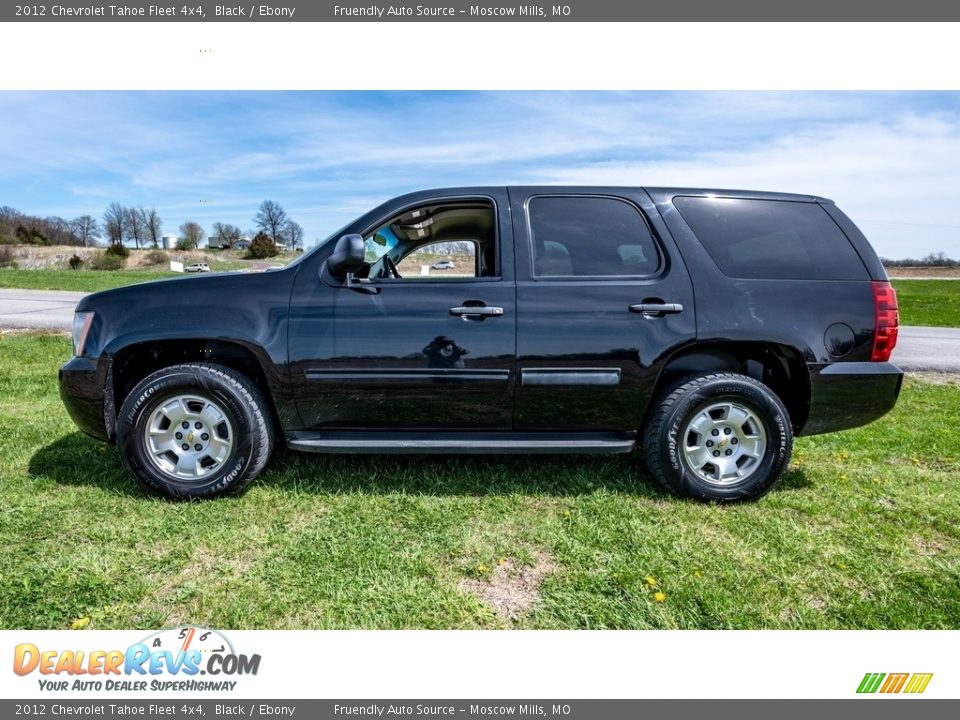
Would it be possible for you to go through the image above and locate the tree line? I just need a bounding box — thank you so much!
[880,251,960,267]
[0,200,304,254]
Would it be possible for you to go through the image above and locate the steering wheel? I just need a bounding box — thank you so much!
[383,255,402,279]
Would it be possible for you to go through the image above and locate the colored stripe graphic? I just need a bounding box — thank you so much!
[857,673,885,693]
[904,673,934,694]
[880,673,909,693]
[857,672,932,694]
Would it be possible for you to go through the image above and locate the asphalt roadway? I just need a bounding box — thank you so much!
[0,288,957,372]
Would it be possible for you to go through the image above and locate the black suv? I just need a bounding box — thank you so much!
[60,187,902,501]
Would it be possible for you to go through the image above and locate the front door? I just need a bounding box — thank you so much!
[510,188,697,431]
[294,192,516,430]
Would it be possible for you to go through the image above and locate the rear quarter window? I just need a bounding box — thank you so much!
[673,197,868,280]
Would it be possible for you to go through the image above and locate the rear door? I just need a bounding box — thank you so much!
[510,188,696,431]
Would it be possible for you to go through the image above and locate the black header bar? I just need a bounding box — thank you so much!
[6,0,960,22]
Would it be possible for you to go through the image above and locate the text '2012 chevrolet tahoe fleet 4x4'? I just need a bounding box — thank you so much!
[60,187,902,501]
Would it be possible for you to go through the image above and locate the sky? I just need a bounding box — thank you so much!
[1,90,959,258]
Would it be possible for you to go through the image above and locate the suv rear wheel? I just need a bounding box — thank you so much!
[116,363,273,499]
[642,372,792,502]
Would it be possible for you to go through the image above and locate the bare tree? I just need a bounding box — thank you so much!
[44,216,77,245]
[142,208,162,248]
[179,221,205,249]
[125,207,146,249]
[71,215,100,247]
[0,207,21,243]
[103,202,127,248]
[285,220,304,250]
[254,200,289,244]
[212,222,242,247]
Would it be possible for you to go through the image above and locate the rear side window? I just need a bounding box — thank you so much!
[528,196,660,278]
[673,197,868,280]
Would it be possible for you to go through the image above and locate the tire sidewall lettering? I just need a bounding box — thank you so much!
[116,366,267,500]
[653,375,793,501]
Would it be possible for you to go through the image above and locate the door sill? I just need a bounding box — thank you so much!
[285,430,636,455]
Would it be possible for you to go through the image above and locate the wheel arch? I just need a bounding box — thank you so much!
[108,337,283,442]
[647,341,811,433]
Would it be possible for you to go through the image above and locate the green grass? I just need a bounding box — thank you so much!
[892,280,960,328]
[1,333,958,629]
[0,268,180,292]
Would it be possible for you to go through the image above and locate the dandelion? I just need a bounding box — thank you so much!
[644,575,657,588]
[497,557,506,566]
[693,570,701,578]
[476,563,489,575]
[562,509,572,518]
[70,617,90,630]
[653,591,666,603]
[839,473,848,481]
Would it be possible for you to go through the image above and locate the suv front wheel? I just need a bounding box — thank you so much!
[642,372,793,502]
[116,363,273,500]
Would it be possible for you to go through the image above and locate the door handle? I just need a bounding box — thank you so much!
[450,305,504,319]
[629,302,684,316]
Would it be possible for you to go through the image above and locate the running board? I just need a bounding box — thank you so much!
[285,431,636,455]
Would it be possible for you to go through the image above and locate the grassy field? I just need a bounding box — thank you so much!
[0,268,181,292]
[1,333,958,630]
[892,280,960,328]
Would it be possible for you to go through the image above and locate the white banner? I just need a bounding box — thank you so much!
[2,630,955,700]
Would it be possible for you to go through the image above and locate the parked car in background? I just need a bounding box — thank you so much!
[431,260,455,270]
[60,186,901,501]
[184,263,210,273]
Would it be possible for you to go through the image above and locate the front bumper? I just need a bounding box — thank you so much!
[801,361,903,436]
[59,356,112,442]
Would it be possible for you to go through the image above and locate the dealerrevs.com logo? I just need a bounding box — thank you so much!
[857,673,933,694]
[13,627,261,692]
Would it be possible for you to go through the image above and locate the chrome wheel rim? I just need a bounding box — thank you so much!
[681,401,767,486]
[143,394,234,481]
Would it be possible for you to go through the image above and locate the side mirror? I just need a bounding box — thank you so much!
[327,234,365,277]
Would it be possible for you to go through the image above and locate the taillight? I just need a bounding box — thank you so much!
[871,281,899,362]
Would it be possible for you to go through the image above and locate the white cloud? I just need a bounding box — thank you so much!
[527,115,960,257]
[2,92,959,255]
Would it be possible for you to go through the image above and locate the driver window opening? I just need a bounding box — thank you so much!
[359,201,496,280]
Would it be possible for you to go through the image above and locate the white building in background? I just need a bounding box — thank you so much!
[161,235,178,249]
[208,234,251,250]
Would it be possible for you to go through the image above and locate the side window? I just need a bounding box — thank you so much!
[673,196,869,280]
[528,196,660,278]
[397,241,478,278]
[362,200,497,281]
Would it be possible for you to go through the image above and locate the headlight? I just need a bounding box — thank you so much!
[72,311,94,357]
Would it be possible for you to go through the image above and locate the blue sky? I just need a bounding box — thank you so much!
[1,91,959,257]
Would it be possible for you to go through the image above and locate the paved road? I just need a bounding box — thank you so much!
[0,289,87,330]
[0,288,957,372]
[893,326,960,372]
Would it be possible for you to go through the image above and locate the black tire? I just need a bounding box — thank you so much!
[116,363,273,500]
[641,372,792,502]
